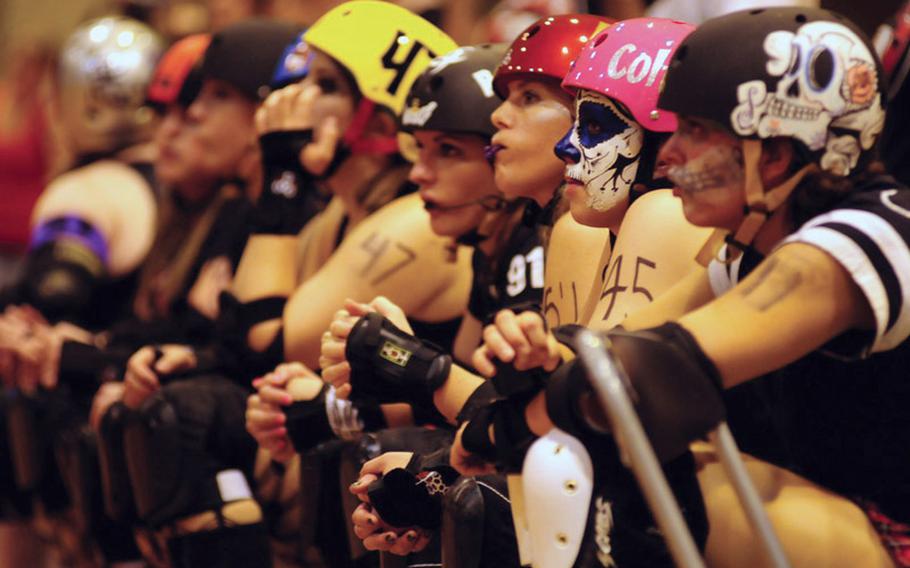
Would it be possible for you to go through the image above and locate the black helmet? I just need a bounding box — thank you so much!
[400,44,508,139]
[658,7,886,177]
[202,19,302,101]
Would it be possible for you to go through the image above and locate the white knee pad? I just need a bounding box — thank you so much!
[522,428,594,568]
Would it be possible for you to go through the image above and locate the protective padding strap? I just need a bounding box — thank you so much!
[461,394,537,473]
[237,296,286,331]
[30,216,109,270]
[98,401,137,521]
[455,380,499,425]
[345,312,452,406]
[696,140,817,266]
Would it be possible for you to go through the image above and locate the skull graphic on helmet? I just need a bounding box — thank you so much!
[731,21,885,175]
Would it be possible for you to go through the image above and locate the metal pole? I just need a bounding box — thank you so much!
[708,424,791,568]
[576,330,706,568]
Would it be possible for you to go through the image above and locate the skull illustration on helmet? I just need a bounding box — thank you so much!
[731,20,885,175]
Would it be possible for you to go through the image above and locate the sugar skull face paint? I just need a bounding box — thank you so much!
[556,91,644,212]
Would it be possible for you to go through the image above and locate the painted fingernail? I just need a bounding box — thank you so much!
[366,516,375,525]
[406,532,417,542]
[385,534,396,544]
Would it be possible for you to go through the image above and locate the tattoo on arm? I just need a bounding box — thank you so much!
[737,256,803,312]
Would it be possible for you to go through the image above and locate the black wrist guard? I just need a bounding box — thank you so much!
[283,383,335,452]
[254,130,326,235]
[367,460,460,530]
[345,312,452,407]
[548,322,726,464]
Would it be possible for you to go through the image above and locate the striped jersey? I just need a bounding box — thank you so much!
[707,175,910,522]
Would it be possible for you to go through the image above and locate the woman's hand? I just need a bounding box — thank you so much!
[471,308,561,377]
[254,83,341,177]
[246,362,315,463]
[123,344,197,409]
[348,451,432,554]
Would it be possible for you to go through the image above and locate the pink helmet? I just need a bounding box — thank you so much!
[562,17,694,132]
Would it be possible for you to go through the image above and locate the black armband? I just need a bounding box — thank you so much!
[216,292,287,378]
[367,457,460,530]
[548,322,726,464]
[254,131,327,235]
[345,312,452,407]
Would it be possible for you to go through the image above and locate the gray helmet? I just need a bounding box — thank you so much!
[400,43,507,139]
[58,16,164,156]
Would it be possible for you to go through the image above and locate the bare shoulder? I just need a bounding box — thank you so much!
[33,160,157,276]
[326,192,464,290]
[549,210,612,250]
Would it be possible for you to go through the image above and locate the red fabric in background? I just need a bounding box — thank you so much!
[0,101,48,252]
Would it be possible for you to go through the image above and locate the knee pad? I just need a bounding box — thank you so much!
[167,517,271,568]
[521,429,594,568]
[6,390,45,492]
[54,424,101,536]
[97,401,137,521]
[6,390,71,512]
[0,393,32,518]
[441,476,485,568]
[124,394,183,525]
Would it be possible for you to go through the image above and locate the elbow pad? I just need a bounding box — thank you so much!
[547,322,726,464]
[23,216,108,323]
[345,312,452,408]
[253,131,328,236]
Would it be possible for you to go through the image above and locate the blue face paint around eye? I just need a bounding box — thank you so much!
[577,100,632,149]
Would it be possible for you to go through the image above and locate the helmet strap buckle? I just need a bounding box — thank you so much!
[695,140,815,266]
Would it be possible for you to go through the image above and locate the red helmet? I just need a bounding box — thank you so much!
[562,18,694,132]
[147,34,211,108]
[493,14,613,98]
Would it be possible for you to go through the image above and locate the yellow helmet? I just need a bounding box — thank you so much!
[304,1,457,116]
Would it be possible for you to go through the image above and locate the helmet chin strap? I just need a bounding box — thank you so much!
[343,99,402,155]
[695,139,817,266]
